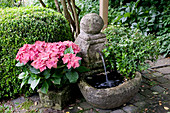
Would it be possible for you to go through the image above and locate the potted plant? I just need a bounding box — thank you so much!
[15,41,88,110]
[78,25,159,109]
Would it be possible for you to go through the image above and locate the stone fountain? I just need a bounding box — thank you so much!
[76,13,142,109]
[75,13,107,75]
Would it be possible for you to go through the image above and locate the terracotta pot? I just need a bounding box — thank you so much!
[78,72,142,109]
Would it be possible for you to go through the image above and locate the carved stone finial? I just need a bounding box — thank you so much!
[80,13,104,34]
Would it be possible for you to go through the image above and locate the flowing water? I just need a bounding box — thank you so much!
[88,51,123,88]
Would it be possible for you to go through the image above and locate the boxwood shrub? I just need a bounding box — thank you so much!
[0,6,72,99]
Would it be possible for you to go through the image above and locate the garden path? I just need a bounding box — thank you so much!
[1,56,170,113]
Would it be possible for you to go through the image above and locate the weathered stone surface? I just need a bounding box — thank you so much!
[150,85,166,93]
[142,73,156,79]
[110,109,126,113]
[160,82,170,90]
[12,96,26,107]
[156,67,170,74]
[129,93,145,103]
[140,89,154,98]
[38,86,73,110]
[80,13,104,34]
[75,13,107,75]
[96,109,112,113]
[123,105,138,113]
[79,102,92,109]
[154,77,169,83]
[75,31,106,68]
[152,72,163,77]
[78,72,142,109]
[154,58,170,67]
[134,101,147,109]
[164,75,170,80]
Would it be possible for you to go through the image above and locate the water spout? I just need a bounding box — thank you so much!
[98,51,114,87]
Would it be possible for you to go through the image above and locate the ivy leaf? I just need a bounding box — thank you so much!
[43,70,51,79]
[16,62,24,67]
[40,81,49,94]
[66,71,79,83]
[75,66,90,72]
[29,66,40,74]
[64,47,74,54]
[18,72,26,79]
[18,71,28,79]
[30,78,40,90]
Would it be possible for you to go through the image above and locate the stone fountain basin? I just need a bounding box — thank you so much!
[78,72,142,109]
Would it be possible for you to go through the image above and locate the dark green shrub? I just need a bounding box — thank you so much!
[103,25,159,79]
[158,33,170,57]
[0,6,72,99]
[110,0,170,36]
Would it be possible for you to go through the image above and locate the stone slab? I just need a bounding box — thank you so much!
[134,101,147,109]
[154,58,170,67]
[163,75,170,80]
[150,85,166,93]
[123,105,138,113]
[154,77,169,84]
[79,102,93,109]
[152,72,163,77]
[160,82,170,90]
[140,89,154,98]
[11,96,26,107]
[96,109,112,113]
[156,67,170,74]
[110,109,126,113]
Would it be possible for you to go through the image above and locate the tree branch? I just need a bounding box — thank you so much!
[38,0,46,7]
[54,0,62,13]
[61,0,76,32]
[70,0,80,37]
[75,5,81,17]
[67,0,75,21]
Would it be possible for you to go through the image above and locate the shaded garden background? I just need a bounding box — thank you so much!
[0,0,169,101]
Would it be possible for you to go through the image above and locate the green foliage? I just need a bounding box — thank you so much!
[33,0,58,10]
[75,0,99,20]
[103,25,159,79]
[158,33,170,57]
[0,0,13,8]
[110,0,170,36]
[0,104,14,113]
[0,6,72,99]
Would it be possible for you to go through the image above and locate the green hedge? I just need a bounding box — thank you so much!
[0,6,72,99]
[103,25,159,78]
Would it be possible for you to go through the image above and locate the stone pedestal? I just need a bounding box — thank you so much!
[38,85,73,110]
[75,13,107,75]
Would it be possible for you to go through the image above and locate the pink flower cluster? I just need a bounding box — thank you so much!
[16,41,81,72]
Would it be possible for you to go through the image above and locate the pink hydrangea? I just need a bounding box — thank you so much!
[62,53,82,69]
[16,41,82,72]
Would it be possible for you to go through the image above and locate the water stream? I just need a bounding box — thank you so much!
[98,51,115,88]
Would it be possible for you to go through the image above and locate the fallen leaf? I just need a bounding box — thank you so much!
[164,106,169,110]
[153,92,159,95]
[77,106,83,110]
[69,107,73,110]
[34,101,38,106]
